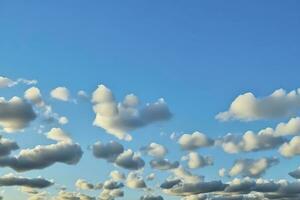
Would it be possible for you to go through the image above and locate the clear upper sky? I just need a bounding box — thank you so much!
[0,1,300,200]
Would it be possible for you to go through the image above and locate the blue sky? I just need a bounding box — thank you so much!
[0,1,300,200]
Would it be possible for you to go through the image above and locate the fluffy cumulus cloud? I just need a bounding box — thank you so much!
[91,85,172,141]
[46,128,72,143]
[150,159,179,170]
[99,188,124,200]
[0,173,53,188]
[172,166,203,183]
[141,143,168,158]
[114,149,145,170]
[279,136,300,157]
[50,87,70,101]
[24,87,67,126]
[228,157,279,178]
[92,141,124,162]
[0,142,83,171]
[126,172,146,189]
[24,87,45,107]
[110,170,125,181]
[76,179,94,190]
[182,152,213,169]
[216,131,284,154]
[216,88,300,121]
[178,131,214,150]
[0,96,36,132]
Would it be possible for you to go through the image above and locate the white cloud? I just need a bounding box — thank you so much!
[24,87,44,107]
[114,149,145,170]
[51,87,70,101]
[228,157,279,178]
[76,179,94,190]
[46,128,72,143]
[58,116,69,125]
[125,172,146,189]
[172,166,203,183]
[92,141,124,162]
[216,131,284,154]
[182,152,213,169]
[150,159,179,170]
[92,85,172,141]
[0,173,53,188]
[279,136,300,157]
[0,142,83,172]
[216,88,300,121]
[0,76,37,88]
[178,131,214,150]
[141,143,168,158]
[0,96,36,132]
[110,170,125,181]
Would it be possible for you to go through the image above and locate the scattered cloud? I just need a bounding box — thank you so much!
[0,173,53,188]
[228,157,279,178]
[126,172,146,189]
[216,88,300,121]
[51,87,70,102]
[0,76,37,88]
[0,142,83,171]
[289,167,300,179]
[0,96,36,132]
[182,152,213,169]
[114,149,145,170]
[150,159,179,171]
[92,85,172,141]
[141,143,168,158]
[279,136,300,157]
[92,141,124,162]
[178,131,214,150]
[46,128,72,143]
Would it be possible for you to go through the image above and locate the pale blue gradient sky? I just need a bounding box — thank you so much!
[0,1,300,199]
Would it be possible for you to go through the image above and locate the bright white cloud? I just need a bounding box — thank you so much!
[46,128,72,143]
[141,143,168,158]
[279,136,300,157]
[51,87,70,101]
[216,88,300,121]
[178,131,214,150]
[91,85,172,141]
[182,152,213,169]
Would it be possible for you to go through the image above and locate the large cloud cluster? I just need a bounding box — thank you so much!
[162,177,300,199]
[92,85,172,141]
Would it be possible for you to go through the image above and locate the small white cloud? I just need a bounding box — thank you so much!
[50,87,70,101]
[46,128,72,143]
[178,131,214,150]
